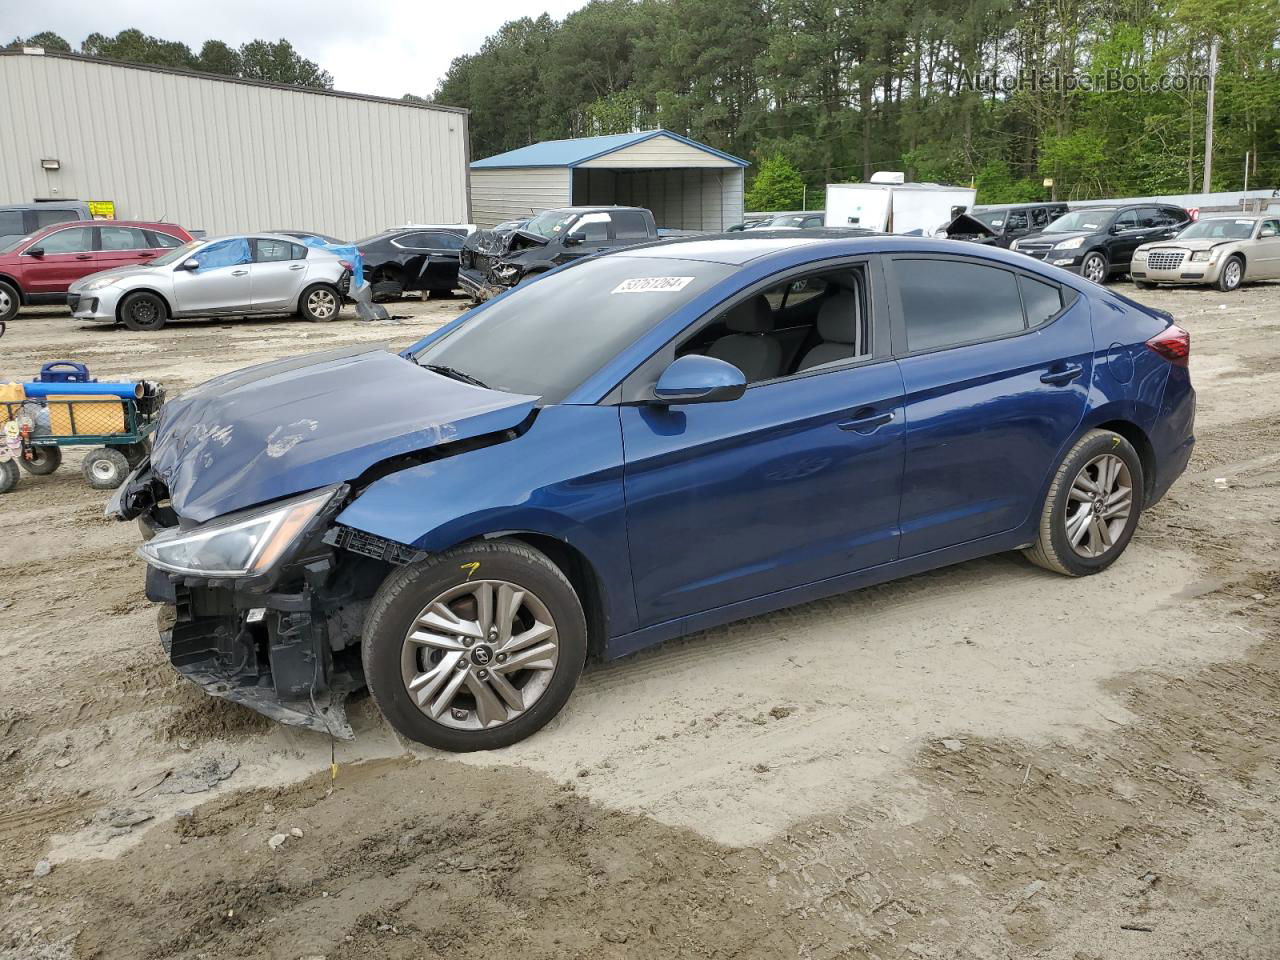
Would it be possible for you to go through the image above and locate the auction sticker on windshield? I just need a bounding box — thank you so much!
[611,276,695,294]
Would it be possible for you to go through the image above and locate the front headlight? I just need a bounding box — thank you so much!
[81,276,121,291]
[1191,249,1215,262]
[1052,236,1085,250]
[492,263,520,281]
[139,486,338,577]
[1133,248,1148,260]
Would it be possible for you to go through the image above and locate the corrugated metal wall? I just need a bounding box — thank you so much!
[572,167,743,230]
[470,168,571,227]
[0,52,470,239]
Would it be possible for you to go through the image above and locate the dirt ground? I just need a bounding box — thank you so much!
[1,281,1277,960]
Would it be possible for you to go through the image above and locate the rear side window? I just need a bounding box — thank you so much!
[33,208,80,229]
[253,238,301,262]
[612,211,651,239]
[896,259,1025,352]
[146,231,185,248]
[1019,275,1063,326]
[0,211,23,236]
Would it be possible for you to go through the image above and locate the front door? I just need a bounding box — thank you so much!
[887,255,1093,556]
[21,225,96,295]
[1254,219,1280,278]
[171,237,252,314]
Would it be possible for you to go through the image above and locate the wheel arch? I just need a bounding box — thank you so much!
[1080,417,1157,501]
[115,286,175,321]
[0,273,23,300]
[297,279,341,311]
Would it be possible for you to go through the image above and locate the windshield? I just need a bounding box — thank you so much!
[1176,218,1255,240]
[149,240,203,266]
[1044,209,1115,233]
[522,210,579,240]
[413,256,736,402]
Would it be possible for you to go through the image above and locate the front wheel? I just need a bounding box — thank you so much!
[1080,251,1109,285]
[299,284,341,322]
[120,292,168,332]
[1024,429,1144,577]
[0,280,19,323]
[1215,255,1244,292]
[362,539,587,751]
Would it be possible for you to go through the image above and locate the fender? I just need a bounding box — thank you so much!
[335,403,637,636]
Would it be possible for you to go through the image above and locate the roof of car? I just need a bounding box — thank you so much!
[37,218,182,229]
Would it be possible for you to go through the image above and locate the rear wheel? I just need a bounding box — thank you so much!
[1025,429,1144,577]
[1216,255,1244,292]
[362,539,587,752]
[299,284,341,322]
[0,280,19,323]
[120,292,168,331]
[20,445,62,475]
[0,458,18,494]
[1080,251,1108,285]
[82,447,131,489]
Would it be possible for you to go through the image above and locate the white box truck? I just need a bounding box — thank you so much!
[825,173,977,235]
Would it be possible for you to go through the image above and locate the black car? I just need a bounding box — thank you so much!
[459,206,659,301]
[270,229,348,245]
[356,227,470,299]
[941,202,1069,248]
[745,212,828,230]
[1011,203,1191,283]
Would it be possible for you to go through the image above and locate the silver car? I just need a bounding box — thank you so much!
[67,234,351,331]
[1131,214,1280,292]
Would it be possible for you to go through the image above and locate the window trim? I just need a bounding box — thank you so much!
[251,237,302,263]
[611,255,892,405]
[883,253,1078,360]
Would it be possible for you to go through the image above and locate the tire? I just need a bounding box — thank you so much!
[1024,429,1144,577]
[0,280,19,323]
[120,291,168,332]
[81,447,131,490]
[1080,251,1109,285]
[362,538,588,752]
[1215,255,1244,292]
[1132,279,1156,290]
[19,445,62,475]
[0,458,18,494]
[299,283,341,322]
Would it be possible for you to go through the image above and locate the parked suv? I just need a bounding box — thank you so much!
[0,201,92,246]
[459,206,659,301]
[942,202,1069,248]
[0,219,192,322]
[1011,204,1191,283]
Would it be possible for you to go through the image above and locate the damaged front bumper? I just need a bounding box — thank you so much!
[458,265,512,302]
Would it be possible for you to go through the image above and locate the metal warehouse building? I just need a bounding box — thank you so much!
[0,48,470,239]
[470,130,747,230]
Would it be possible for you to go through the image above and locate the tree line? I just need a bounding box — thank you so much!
[431,0,1280,207]
[7,29,333,89]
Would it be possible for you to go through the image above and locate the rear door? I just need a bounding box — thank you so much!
[171,237,252,314]
[96,226,163,271]
[21,225,97,295]
[1255,219,1280,278]
[249,238,308,309]
[887,255,1092,556]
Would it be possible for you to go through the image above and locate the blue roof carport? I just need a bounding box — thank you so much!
[469,130,748,231]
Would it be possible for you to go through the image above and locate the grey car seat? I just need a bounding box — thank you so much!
[706,295,783,381]
[797,290,863,371]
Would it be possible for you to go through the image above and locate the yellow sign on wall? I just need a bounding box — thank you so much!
[88,200,116,219]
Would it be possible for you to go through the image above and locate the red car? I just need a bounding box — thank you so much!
[0,219,194,322]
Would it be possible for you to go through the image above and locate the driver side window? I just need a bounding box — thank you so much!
[568,213,611,242]
[1114,210,1140,231]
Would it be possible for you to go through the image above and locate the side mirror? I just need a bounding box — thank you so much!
[563,234,585,246]
[652,355,747,405]
[25,246,44,257]
[178,258,200,271]
[1109,224,1125,235]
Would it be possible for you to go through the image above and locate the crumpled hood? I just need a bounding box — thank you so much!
[68,264,160,290]
[150,347,538,522]
[943,213,999,242]
[464,226,521,257]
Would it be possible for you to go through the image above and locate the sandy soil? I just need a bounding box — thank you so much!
[1,282,1277,960]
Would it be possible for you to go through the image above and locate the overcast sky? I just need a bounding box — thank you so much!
[7,0,589,99]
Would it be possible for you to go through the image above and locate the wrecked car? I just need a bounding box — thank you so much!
[356,227,474,300]
[938,203,1068,247]
[110,234,1196,752]
[1130,214,1280,292]
[457,206,658,301]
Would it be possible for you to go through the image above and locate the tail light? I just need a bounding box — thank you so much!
[1146,324,1190,366]
[339,259,353,270]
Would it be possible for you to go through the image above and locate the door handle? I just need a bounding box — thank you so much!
[289,264,305,270]
[837,408,894,433]
[136,252,155,258]
[231,269,249,276]
[1041,363,1084,385]
[75,254,93,260]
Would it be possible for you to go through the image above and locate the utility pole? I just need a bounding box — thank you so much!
[1202,35,1219,194]
[1243,151,1250,193]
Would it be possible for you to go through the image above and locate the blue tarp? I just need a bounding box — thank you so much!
[299,235,364,288]
[192,238,251,272]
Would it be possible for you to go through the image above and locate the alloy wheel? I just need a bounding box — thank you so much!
[1083,255,1105,284]
[1223,259,1241,289]
[1064,453,1132,558]
[307,289,337,319]
[400,579,560,731]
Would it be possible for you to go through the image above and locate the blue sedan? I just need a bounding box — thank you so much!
[111,234,1196,751]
